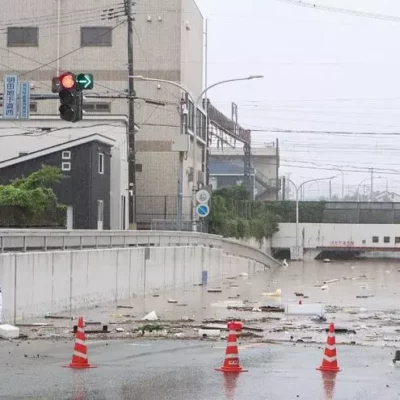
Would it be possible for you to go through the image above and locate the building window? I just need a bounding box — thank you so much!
[362,240,366,244]
[188,100,194,131]
[62,151,71,160]
[98,153,104,174]
[135,164,142,172]
[372,236,379,243]
[82,103,111,113]
[384,236,390,243]
[8,27,38,47]
[30,102,38,113]
[81,27,112,47]
[200,111,206,140]
[395,237,400,244]
[62,162,71,171]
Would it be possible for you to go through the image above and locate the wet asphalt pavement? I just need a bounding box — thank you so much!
[0,339,399,399]
[5,259,400,399]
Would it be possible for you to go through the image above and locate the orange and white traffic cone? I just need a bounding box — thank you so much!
[317,322,341,373]
[64,317,96,369]
[216,321,248,373]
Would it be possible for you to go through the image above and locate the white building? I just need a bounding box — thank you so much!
[0,0,205,229]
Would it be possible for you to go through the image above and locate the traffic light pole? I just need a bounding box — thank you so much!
[126,0,136,229]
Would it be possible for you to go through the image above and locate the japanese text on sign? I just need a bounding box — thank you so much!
[19,82,30,120]
[330,241,354,247]
[3,75,19,119]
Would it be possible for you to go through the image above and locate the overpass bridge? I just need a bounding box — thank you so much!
[272,223,400,260]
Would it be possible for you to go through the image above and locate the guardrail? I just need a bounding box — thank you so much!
[0,229,280,268]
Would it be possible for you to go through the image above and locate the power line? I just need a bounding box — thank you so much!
[275,0,400,23]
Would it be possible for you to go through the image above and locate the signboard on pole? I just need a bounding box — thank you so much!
[196,203,210,218]
[19,82,30,120]
[3,74,19,119]
[196,189,210,204]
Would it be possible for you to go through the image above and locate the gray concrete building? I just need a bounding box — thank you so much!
[209,143,281,201]
[0,0,205,228]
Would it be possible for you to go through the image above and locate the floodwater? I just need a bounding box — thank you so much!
[4,258,400,399]
[20,258,400,346]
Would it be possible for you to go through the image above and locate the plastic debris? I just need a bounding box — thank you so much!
[282,259,289,267]
[323,279,340,284]
[142,311,158,321]
[207,288,222,293]
[0,324,19,339]
[262,288,282,297]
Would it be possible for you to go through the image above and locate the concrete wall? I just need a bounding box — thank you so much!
[229,237,272,255]
[0,246,264,322]
[273,223,400,249]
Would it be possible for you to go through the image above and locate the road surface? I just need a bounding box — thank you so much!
[0,339,398,399]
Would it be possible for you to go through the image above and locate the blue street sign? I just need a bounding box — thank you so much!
[19,82,30,120]
[3,74,19,119]
[196,203,210,218]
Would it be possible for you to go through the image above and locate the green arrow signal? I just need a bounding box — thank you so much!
[76,73,94,90]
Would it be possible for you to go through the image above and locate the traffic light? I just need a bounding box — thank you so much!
[52,72,94,122]
[58,72,82,123]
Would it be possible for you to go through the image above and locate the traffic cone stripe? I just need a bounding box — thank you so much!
[323,355,337,363]
[73,350,88,359]
[225,354,239,359]
[325,344,336,351]
[75,338,86,346]
[328,332,335,338]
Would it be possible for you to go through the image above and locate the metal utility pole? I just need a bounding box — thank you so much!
[370,168,374,202]
[125,0,136,229]
[178,97,187,229]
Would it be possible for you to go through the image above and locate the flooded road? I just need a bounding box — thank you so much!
[0,339,399,399]
[5,258,400,399]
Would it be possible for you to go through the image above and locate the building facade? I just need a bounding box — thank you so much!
[0,0,205,229]
[0,133,115,229]
[0,117,128,229]
[209,143,281,201]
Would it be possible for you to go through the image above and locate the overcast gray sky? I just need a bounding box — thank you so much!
[196,0,400,198]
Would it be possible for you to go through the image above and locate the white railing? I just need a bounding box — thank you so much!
[0,229,280,267]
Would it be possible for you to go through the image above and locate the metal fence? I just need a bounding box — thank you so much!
[323,202,400,224]
[150,219,208,232]
[136,195,205,231]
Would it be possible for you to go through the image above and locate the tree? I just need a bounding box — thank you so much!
[0,165,64,214]
[208,185,279,241]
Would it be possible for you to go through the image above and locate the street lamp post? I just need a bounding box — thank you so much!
[285,176,335,247]
[131,74,263,231]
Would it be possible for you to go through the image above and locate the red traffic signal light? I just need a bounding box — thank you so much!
[59,72,76,90]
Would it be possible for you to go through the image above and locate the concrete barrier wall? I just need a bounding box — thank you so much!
[0,229,279,268]
[0,246,264,323]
